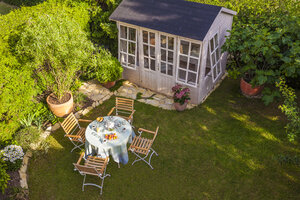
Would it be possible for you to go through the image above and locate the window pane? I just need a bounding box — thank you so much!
[179,55,188,69]
[144,57,149,69]
[216,49,220,61]
[168,64,173,76]
[168,51,173,63]
[214,34,218,47]
[212,52,216,65]
[213,66,217,80]
[120,53,127,65]
[128,55,135,67]
[150,59,155,71]
[190,43,200,57]
[150,32,155,45]
[210,38,214,50]
[205,46,211,76]
[120,25,127,39]
[143,31,148,43]
[180,40,189,55]
[161,35,166,48]
[143,45,148,56]
[189,58,198,72]
[128,42,135,54]
[178,70,186,81]
[150,46,155,58]
[160,62,166,74]
[168,37,174,50]
[120,40,127,52]
[187,72,196,84]
[161,49,166,61]
[128,28,136,41]
[217,62,221,75]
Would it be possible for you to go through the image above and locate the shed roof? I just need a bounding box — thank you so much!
[110,0,235,41]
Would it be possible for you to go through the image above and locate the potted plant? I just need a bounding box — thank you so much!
[89,47,123,89]
[15,14,94,117]
[172,85,190,111]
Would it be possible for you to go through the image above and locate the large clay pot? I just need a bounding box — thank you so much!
[46,92,73,117]
[174,102,188,111]
[102,81,116,89]
[240,78,264,96]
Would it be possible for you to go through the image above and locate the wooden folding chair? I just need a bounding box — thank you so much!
[73,152,110,195]
[128,127,159,169]
[60,113,92,152]
[107,97,135,124]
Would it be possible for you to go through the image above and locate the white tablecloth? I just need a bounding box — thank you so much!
[85,116,135,164]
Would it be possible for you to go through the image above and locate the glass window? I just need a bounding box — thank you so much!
[161,35,166,48]
[161,49,166,61]
[207,33,222,82]
[150,46,155,58]
[179,55,188,69]
[150,59,155,71]
[143,31,148,43]
[119,25,136,69]
[144,58,149,69]
[161,62,166,74]
[168,51,173,63]
[190,43,200,57]
[168,64,173,76]
[150,33,155,45]
[189,58,198,72]
[168,37,174,50]
[180,40,189,55]
[160,34,175,77]
[187,72,196,84]
[179,70,186,81]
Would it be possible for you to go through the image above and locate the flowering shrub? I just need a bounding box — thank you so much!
[0,158,9,194]
[172,85,191,105]
[1,145,24,171]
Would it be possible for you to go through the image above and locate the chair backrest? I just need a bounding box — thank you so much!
[152,126,159,142]
[73,164,100,176]
[116,97,134,114]
[60,113,80,135]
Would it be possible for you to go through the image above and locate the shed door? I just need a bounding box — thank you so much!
[139,29,158,91]
[157,34,176,95]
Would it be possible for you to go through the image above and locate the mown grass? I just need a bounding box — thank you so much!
[28,78,300,200]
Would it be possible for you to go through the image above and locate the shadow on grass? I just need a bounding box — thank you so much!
[28,78,300,200]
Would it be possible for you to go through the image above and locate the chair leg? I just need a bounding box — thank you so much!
[131,148,158,169]
[82,174,86,191]
[70,142,84,152]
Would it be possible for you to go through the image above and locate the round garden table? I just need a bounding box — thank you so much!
[85,116,135,165]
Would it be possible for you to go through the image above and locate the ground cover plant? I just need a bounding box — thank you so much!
[28,79,300,199]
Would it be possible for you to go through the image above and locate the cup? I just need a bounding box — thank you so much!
[96,127,100,133]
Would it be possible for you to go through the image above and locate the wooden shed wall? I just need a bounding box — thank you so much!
[198,12,234,103]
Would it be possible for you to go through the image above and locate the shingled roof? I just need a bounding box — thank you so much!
[110,0,234,41]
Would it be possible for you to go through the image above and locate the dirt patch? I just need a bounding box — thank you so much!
[47,93,71,104]
[0,171,28,200]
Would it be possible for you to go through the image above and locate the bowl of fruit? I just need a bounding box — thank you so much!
[105,133,117,140]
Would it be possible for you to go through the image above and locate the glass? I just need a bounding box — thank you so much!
[168,51,173,63]
[120,25,127,39]
[143,31,148,43]
[161,35,166,48]
[128,42,135,54]
[189,58,198,72]
[217,62,221,75]
[128,28,136,41]
[187,72,196,84]
[216,49,220,61]
[150,46,155,58]
[150,32,155,45]
[160,62,166,74]
[178,70,186,81]
[190,43,200,57]
[120,53,127,65]
[210,38,214,50]
[180,40,189,55]
[179,55,188,69]
[214,34,218,47]
[144,58,149,69]
[128,55,135,67]
[150,59,155,71]
[168,37,174,50]
[212,52,216,65]
[167,64,173,76]
[161,49,166,61]
[120,40,127,52]
[143,45,148,56]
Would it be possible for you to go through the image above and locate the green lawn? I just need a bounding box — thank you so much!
[28,78,300,199]
[0,2,15,15]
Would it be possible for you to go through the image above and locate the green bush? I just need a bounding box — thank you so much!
[276,78,300,142]
[1,145,24,171]
[0,158,10,194]
[83,47,123,83]
[2,0,45,7]
[15,127,41,151]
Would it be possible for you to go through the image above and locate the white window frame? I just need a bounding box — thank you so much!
[141,29,157,72]
[209,32,222,82]
[118,24,138,70]
[176,38,202,87]
[159,33,176,77]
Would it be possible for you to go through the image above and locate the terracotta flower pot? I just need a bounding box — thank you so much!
[102,81,116,89]
[46,92,73,117]
[240,78,264,96]
[174,102,188,111]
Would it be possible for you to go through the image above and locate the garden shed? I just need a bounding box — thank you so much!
[110,0,236,104]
